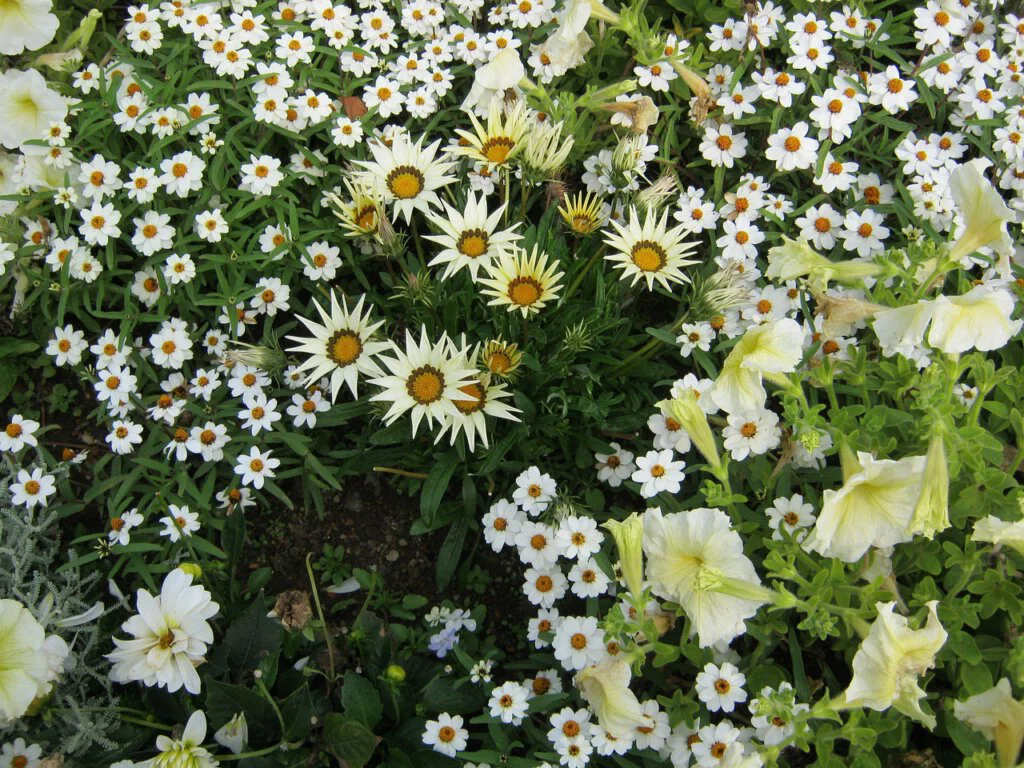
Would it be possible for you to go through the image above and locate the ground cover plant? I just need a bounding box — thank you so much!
[2,0,1024,765]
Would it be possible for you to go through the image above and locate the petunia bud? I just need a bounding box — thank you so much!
[907,432,950,539]
[214,712,248,755]
[602,512,644,600]
[659,394,721,470]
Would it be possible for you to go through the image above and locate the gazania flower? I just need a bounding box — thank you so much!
[603,207,698,291]
[559,191,606,235]
[355,134,455,223]
[480,338,522,379]
[425,192,521,281]
[450,99,533,170]
[285,292,388,401]
[329,177,385,239]
[107,569,219,695]
[479,245,565,317]
[369,327,478,436]
[434,344,520,452]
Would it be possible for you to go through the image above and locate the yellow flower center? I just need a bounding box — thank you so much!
[406,366,444,404]
[386,166,425,199]
[456,229,489,258]
[454,382,485,415]
[508,277,542,307]
[631,240,667,272]
[481,137,515,164]
[328,330,362,366]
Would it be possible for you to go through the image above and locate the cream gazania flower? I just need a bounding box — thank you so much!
[0,69,68,150]
[450,99,533,170]
[576,659,646,740]
[354,134,455,223]
[0,0,60,56]
[603,207,698,291]
[479,245,565,317]
[434,344,521,452]
[710,318,804,415]
[329,177,385,239]
[642,506,770,648]
[424,192,522,281]
[368,327,479,436]
[927,285,1022,355]
[838,601,946,728]
[285,292,388,402]
[803,451,926,562]
[954,679,1024,768]
[0,599,50,724]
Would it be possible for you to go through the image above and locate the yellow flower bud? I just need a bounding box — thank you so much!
[602,512,644,599]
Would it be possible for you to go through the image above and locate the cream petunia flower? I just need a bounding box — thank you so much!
[838,601,946,728]
[0,0,60,55]
[0,599,50,724]
[0,69,68,150]
[710,318,804,415]
[927,285,1022,355]
[424,192,522,281]
[971,515,1024,556]
[642,506,770,648]
[368,327,479,436]
[354,134,455,223]
[954,679,1024,768]
[462,48,525,116]
[576,659,646,740]
[449,99,533,170]
[285,292,388,401]
[603,207,698,292]
[947,158,1014,270]
[479,245,565,317]
[803,451,926,562]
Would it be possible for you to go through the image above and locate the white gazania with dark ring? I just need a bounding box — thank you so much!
[433,340,521,452]
[602,206,699,291]
[447,98,534,170]
[353,133,455,223]
[424,191,522,281]
[478,244,566,317]
[368,327,480,436]
[284,292,389,402]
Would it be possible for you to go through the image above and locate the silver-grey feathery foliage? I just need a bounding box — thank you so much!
[0,458,123,759]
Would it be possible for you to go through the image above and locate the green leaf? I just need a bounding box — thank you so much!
[435,514,468,591]
[421,677,485,714]
[279,682,318,741]
[322,714,380,768]
[0,337,38,358]
[419,451,460,525]
[342,671,383,729]
[222,511,245,567]
[224,595,283,681]
[204,677,279,745]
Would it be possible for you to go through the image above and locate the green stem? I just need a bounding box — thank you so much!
[561,244,607,304]
[305,553,337,686]
[257,679,287,736]
[218,742,301,761]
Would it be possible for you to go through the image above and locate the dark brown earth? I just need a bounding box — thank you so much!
[243,474,533,654]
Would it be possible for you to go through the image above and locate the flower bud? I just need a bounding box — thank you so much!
[214,712,248,755]
[385,664,406,684]
[602,512,644,599]
[907,432,950,539]
[178,563,203,579]
[659,395,722,470]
